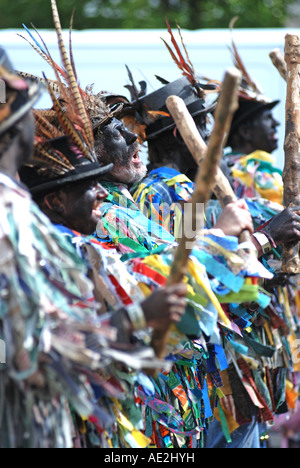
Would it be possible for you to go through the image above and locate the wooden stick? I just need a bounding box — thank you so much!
[269,48,287,81]
[164,85,255,252]
[165,94,238,207]
[150,68,241,360]
[282,34,300,274]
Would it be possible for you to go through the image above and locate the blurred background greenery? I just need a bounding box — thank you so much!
[0,0,299,30]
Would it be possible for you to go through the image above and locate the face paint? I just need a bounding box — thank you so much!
[60,180,108,235]
[248,109,280,154]
[95,118,147,184]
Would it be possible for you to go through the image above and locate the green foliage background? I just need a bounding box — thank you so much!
[0,0,296,30]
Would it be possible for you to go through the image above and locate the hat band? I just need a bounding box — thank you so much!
[146,100,216,140]
[29,162,113,195]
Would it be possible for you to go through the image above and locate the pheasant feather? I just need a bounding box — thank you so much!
[30,22,71,105]
[21,1,100,178]
[45,76,93,161]
[34,110,61,140]
[19,26,69,106]
[69,9,78,83]
[33,110,82,173]
[50,0,94,150]
[165,18,191,76]
[18,33,53,68]
[33,142,74,174]
[17,71,65,97]
[176,22,198,85]
[20,22,89,104]
[162,19,205,98]
[228,17,263,99]
[22,23,48,56]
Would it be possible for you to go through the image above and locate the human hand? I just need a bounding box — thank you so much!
[214,199,254,237]
[263,206,300,246]
[141,283,188,332]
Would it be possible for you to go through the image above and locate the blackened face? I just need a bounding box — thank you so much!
[95,118,147,184]
[60,179,108,235]
[247,109,279,154]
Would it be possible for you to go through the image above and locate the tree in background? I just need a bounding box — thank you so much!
[0,0,296,29]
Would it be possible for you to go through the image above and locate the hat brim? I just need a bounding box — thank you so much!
[27,162,114,196]
[131,76,217,140]
[146,100,217,140]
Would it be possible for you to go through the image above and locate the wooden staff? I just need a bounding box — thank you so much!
[269,48,287,81]
[165,93,237,208]
[164,90,254,250]
[282,34,300,274]
[150,68,242,360]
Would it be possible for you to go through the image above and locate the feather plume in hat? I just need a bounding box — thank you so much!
[226,17,280,142]
[115,20,221,143]
[19,1,115,196]
[19,19,125,144]
[162,19,221,96]
[228,16,271,103]
[19,0,105,177]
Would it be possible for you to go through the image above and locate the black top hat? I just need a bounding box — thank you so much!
[0,46,43,136]
[134,76,217,140]
[19,136,113,196]
[227,97,279,144]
